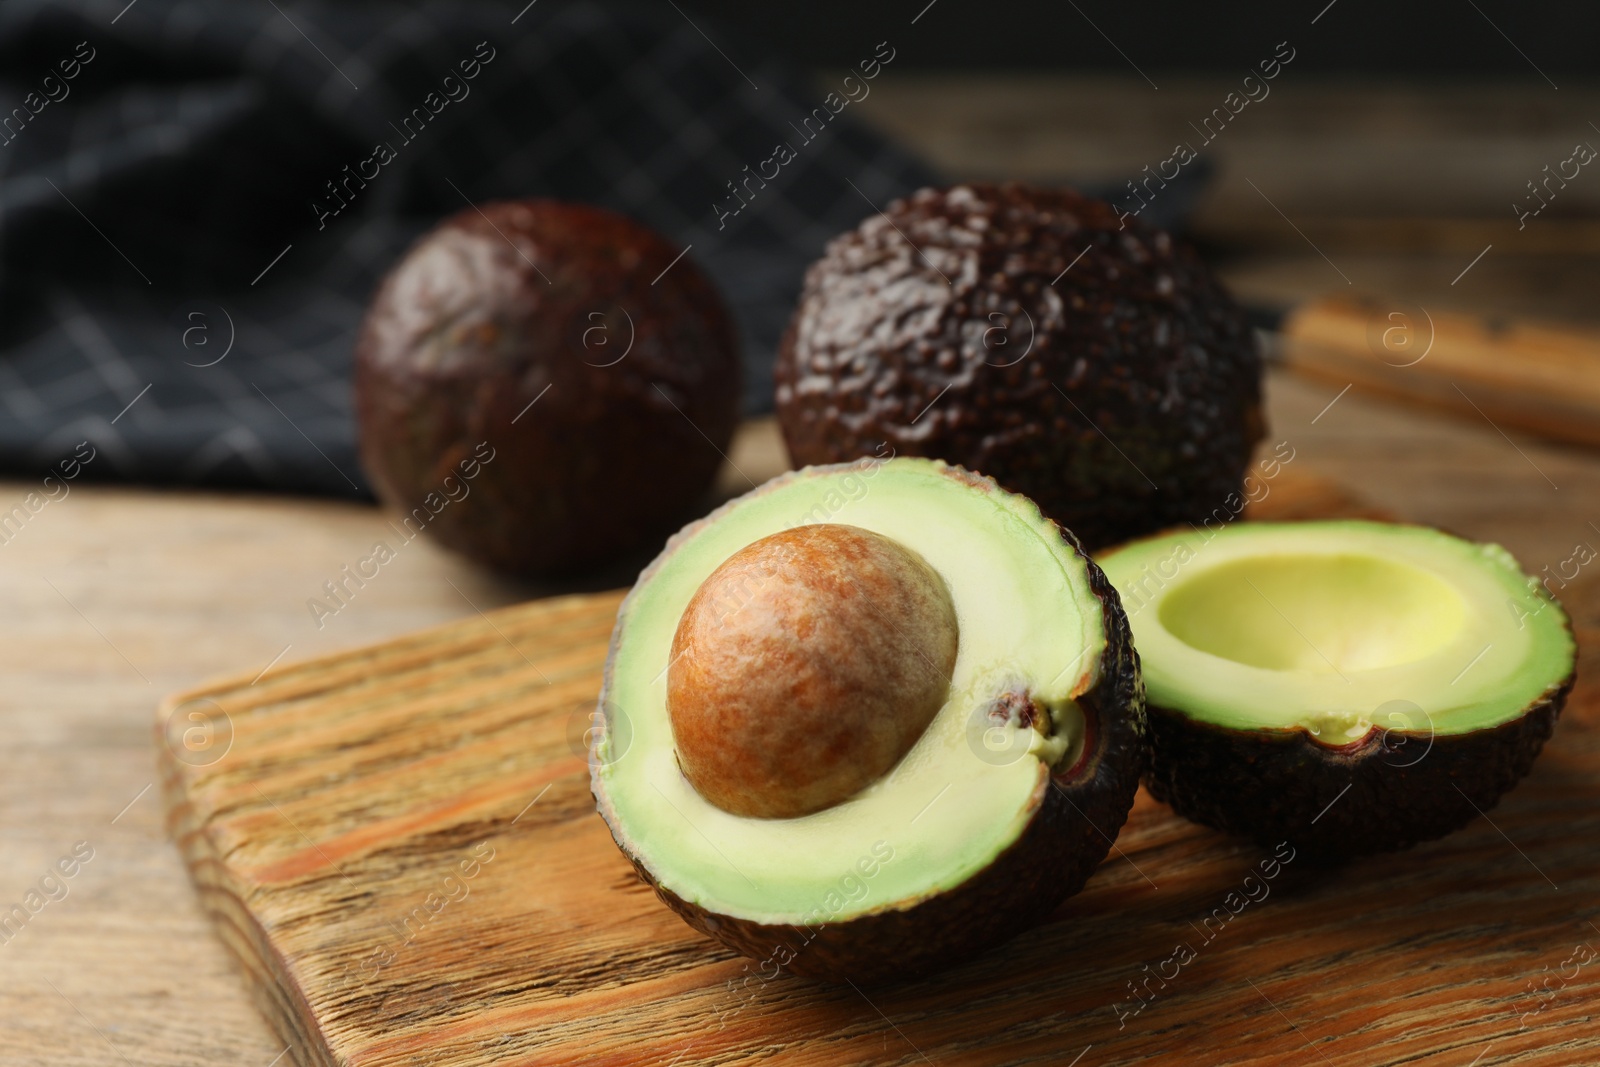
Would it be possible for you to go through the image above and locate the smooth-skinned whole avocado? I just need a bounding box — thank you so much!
[774,182,1263,551]
[354,198,741,576]
[591,457,1146,983]
[1098,520,1577,857]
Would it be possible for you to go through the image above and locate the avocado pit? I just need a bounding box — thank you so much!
[667,523,959,819]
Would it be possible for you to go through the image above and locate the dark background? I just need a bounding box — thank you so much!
[675,0,1594,77]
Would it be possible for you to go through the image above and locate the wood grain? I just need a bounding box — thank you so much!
[159,471,1599,1067]
[1283,294,1600,450]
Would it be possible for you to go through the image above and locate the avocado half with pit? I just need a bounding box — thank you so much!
[1098,520,1577,857]
[591,457,1146,983]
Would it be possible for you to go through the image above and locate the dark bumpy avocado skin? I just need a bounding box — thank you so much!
[594,463,1147,984]
[1144,667,1575,858]
[355,199,740,576]
[775,183,1263,551]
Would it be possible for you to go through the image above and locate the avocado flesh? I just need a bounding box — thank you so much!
[597,459,1101,924]
[1102,521,1573,737]
[1098,520,1576,855]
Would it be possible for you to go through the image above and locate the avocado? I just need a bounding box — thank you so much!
[354,198,741,577]
[774,182,1263,551]
[591,457,1146,982]
[1098,520,1577,857]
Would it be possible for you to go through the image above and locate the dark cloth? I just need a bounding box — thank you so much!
[0,1,939,497]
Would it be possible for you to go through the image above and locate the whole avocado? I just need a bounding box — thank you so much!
[774,182,1263,550]
[355,199,741,576]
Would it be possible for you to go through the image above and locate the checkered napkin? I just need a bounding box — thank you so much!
[0,0,939,496]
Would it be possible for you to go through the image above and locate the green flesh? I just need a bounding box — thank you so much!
[1098,521,1575,737]
[597,459,1103,925]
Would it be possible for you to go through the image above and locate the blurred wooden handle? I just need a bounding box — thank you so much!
[1280,295,1600,448]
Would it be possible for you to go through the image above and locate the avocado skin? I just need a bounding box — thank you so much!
[774,182,1263,551]
[1142,665,1575,858]
[594,466,1146,984]
[354,199,740,576]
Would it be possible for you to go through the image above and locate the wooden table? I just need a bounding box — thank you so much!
[4,76,1599,1065]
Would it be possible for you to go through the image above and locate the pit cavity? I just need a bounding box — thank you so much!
[1157,552,1467,674]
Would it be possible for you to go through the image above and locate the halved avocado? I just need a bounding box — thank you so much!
[1098,520,1577,857]
[591,458,1145,983]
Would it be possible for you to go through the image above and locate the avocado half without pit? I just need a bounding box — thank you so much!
[591,458,1147,983]
[1098,520,1577,858]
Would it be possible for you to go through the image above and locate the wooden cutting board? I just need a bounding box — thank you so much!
[160,470,1600,1067]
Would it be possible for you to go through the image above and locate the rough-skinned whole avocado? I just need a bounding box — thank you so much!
[1098,520,1577,857]
[774,182,1263,551]
[591,458,1146,983]
[354,198,740,576]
